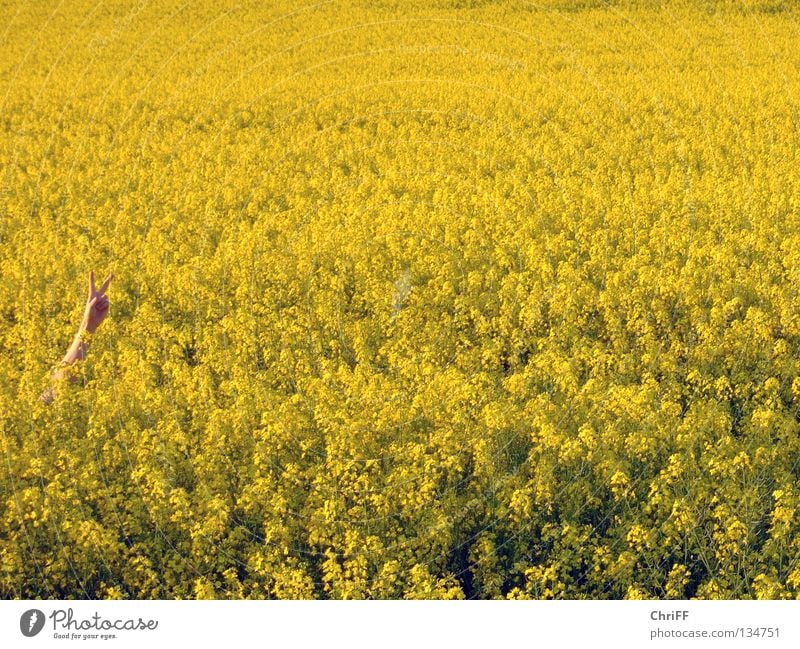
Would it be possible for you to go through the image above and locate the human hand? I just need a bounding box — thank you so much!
[81,270,113,334]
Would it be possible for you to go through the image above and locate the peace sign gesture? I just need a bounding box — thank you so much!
[81,270,113,334]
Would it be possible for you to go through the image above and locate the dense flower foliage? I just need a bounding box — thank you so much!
[2,0,800,599]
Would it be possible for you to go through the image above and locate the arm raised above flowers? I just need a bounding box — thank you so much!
[39,270,113,405]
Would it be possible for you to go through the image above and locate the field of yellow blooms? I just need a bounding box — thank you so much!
[2,0,800,599]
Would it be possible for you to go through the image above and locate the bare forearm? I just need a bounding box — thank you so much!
[55,326,92,380]
[39,324,94,404]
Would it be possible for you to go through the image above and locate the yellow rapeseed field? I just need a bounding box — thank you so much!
[2,0,800,599]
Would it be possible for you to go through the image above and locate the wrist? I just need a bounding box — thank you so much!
[80,319,97,335]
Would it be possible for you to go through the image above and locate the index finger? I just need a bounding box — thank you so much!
[89,270,96,295]
[98,273,113,296]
